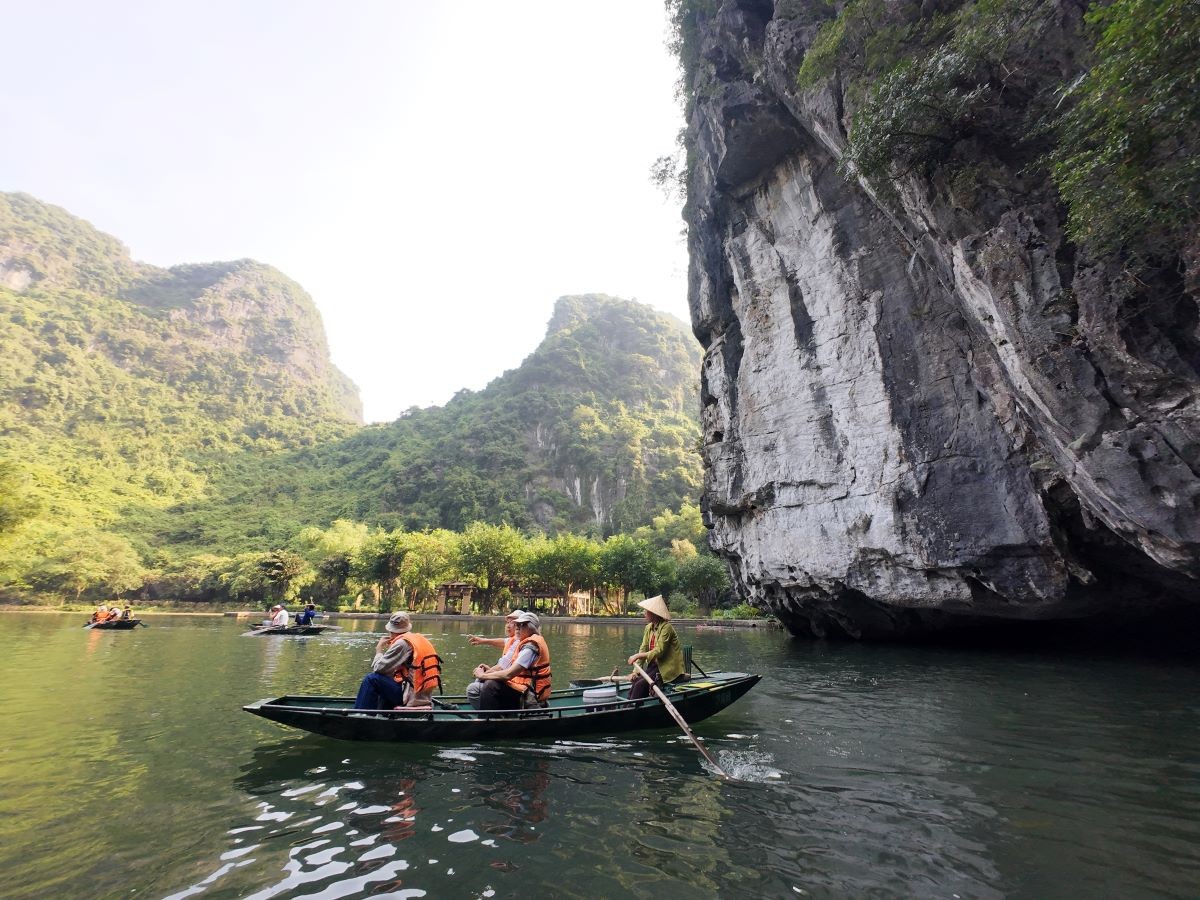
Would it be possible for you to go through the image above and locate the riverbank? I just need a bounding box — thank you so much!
[0,605,777,628]
[222,611,779,629]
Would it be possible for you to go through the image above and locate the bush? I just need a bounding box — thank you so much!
[1048,0,1200,255]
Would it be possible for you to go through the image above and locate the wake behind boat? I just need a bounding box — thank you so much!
[243,670,760,742]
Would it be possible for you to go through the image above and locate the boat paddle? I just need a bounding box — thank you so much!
[631,662,731,780]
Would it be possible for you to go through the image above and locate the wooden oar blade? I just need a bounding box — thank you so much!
[632,662,731,780]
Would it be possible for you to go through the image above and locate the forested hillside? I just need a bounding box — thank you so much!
[130,293,705,552]
[0,195,711,607]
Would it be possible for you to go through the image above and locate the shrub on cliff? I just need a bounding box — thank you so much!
[1049,0,1199,255]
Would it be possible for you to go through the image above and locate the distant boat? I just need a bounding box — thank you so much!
[244,623,337,636]
[243,670,760,742]
[84,619,144,630]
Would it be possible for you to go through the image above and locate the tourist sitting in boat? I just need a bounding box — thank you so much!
[104,606,122,622]
[353,612,443,710]
[268,604,289,627]
[474,611,552,710]
[466,609,524,709]
[120,605,132,619]
[90,604,109,623]
[627,595,685,700]
[295,604,317,626]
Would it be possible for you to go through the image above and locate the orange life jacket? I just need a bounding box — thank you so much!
[389,632,443,695]
[508,634,552,702]
[501,633,517,660]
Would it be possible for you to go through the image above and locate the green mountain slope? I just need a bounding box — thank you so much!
[0,194,705,600]
[0,193,361,590]
[141,293,704,553]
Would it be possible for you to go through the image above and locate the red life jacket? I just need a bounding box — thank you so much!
[508,634,552,702]
[389,632,443,695]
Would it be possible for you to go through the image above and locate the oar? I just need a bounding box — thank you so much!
[631,662,731,780]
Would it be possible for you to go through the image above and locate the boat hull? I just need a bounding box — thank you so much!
[244,672,760,742]
[85,619,142,630]
[245,624,334,636]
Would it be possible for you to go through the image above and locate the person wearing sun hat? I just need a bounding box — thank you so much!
[268,604,289,627]
[353,611,443,710]
[627,595,685,701]
[465,609,525,709]
[476,611,553,710]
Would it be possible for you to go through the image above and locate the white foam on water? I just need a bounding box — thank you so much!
[437,749,476,762]
[312,821,345,833]
[713,748,785,783]
[353,804,391,815]
[430,824,443,832]
[447,829,479,843]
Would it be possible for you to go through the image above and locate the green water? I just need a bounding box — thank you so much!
[1,612,1197,899]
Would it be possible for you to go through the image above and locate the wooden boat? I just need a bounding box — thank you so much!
[84,618,144,630]
[244,623,336,636]
[243,670,760,742]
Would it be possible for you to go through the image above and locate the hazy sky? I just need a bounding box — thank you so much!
[1,1,689,422]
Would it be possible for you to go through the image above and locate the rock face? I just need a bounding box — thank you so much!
[683,1,1200,637]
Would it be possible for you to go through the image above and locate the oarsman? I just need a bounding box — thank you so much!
[626,595,685,700]
[465,609,524,709]
[354,612,443,710]
[475,612,552,710]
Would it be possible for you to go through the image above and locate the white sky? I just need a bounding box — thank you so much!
[1,0,689,423]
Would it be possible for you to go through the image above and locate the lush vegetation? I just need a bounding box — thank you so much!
[0,194,738,615]
[1048,0,1199,254]
[131,504,737,618]
[785,0,1199,260]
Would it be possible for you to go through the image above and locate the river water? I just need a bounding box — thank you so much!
[1,612,1197,899]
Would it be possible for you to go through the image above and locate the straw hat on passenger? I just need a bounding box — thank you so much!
[637,595,670,621]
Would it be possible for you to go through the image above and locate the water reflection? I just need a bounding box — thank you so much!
[4,614,1199,899]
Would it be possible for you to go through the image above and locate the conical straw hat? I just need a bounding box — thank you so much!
[637,595,670,621]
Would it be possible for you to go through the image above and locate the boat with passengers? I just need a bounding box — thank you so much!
[244,669,759,742]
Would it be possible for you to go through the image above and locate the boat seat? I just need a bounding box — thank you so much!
[682,645,707,678]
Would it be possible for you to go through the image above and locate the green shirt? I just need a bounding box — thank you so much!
[638,621,684,683]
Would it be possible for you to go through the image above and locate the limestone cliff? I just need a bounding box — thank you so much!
[680,0,1200,637]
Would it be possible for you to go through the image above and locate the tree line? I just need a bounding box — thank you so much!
[44,503,742,618]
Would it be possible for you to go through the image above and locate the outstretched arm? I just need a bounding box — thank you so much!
[467,635,506,649]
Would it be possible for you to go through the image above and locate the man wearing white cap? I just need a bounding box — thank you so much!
[464,609,524,709]
[475,612,553,710]
[627,595,684,700]
[269,604,289,628]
